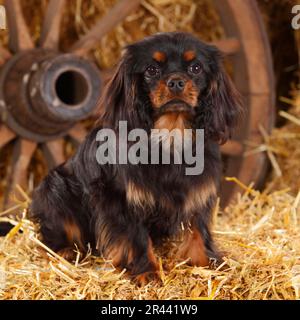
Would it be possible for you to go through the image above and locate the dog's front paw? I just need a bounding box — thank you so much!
[133,270,161,286]
[207,250,225,268]
[57,248,78,261]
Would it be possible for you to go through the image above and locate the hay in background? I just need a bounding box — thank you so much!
[263,86,300,194]
[0,0,223,69]
[61,0,224,69]
[0,170,300,299]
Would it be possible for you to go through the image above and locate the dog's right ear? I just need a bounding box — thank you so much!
[207,68,243,144]
[97,50,138,129]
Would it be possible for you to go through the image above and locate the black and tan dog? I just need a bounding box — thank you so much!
[30,32,242,283]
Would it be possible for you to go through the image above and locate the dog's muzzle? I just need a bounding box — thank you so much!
[159,99,194,114]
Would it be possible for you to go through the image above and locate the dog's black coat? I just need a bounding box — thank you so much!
[30,32,242,281]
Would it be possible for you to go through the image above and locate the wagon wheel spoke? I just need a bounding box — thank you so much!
[5,139,37,205]
[39,0,66,50]
[42,139,66,169]
[220,140,244,156]
[4,0,34,52]
[211,38,240,55]
[70,0,141,57]
[68,124,88,146]
[0,126,16,148]
[0,47,12,66]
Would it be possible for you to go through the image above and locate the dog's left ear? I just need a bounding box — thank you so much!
[96,49,139,129]
[207,60,243,144]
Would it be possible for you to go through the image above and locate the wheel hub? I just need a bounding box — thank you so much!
[0,49,101,142]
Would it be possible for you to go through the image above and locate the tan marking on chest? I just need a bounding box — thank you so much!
[127,181,155,208]
[154,112,189,133]
[152,112,191,154]
[184,180,217,213]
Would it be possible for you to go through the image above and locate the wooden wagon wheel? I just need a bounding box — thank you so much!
[0,0,275,209]
[213,0,275,205]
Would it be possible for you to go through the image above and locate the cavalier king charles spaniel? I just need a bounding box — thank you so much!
[30,32,242,284]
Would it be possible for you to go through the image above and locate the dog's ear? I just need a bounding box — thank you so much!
[206,57,243,144]
[97,50,139,129]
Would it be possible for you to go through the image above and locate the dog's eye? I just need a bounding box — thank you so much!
[189,63,202,75]
[145,65,160,77]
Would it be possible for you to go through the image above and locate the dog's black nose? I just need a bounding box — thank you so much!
[167,78,186,92]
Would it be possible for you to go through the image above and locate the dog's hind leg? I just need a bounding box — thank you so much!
[30,166,90,260]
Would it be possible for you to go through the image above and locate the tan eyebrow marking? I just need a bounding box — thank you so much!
[152,51,166,62]
[183,50,196,61]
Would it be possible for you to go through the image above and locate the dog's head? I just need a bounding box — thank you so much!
[99,32,242,143]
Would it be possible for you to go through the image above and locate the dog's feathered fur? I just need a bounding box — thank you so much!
[30,32,242,283]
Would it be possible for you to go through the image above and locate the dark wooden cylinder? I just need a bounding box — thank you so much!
[0,49,101,142]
